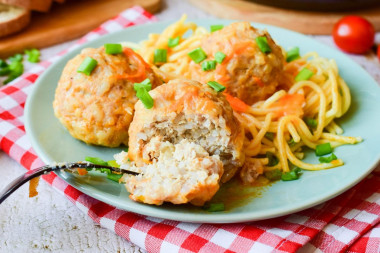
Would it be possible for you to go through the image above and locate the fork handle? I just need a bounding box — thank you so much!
[0,163,138,205]
[0,165,52,205]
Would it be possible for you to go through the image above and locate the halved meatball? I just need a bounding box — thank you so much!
[115,139,223,206]
[53,46,162,147]
[117,79,245,205]
[189,22,285,105]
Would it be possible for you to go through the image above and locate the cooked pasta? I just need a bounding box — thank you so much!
[129,16,362,182]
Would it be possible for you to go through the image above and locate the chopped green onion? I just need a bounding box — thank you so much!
[104,43,123,55]
[265,169,282,181]
[107,160,120,168]
[319,153,338,163]
[201,60,216,71]
[255,36,271,54]
[85,156,108,166]
[295,68,314,82]
[8,54,23,62]
[107,173,123,183]
[304,117,317,128]
[315,143,333,156]
[288,138,297,147]
[286,47,300,62]
[4,61,23,84]
[215,51,226,64]
[188,47,207,63]
[134,78,152,91]
[264,132,274,141]
[77,57,98,76]
[0,59,8,68]
[210,24,224,33]
[207,81,225,92]
[100,168,111,174]
[136,88,154,109]
[204,203,225,212]
[0,67,10,76]
[266,152,279,167]
[125,146,129,152]
[25,49,40,63]
[168,37,180,48]
[154,49,167,64]
[281,167,302,181]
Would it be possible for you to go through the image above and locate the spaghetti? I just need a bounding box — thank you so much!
[130,16,362,181]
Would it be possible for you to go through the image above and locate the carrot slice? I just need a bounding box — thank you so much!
[117,48,149,83]
[269,94,305,118]
[224,93,249,113]
[77,168,88,176]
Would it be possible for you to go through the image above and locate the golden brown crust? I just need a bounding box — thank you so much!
[0,0,52,12]
[53,46,162,147]
[0,5,30,37]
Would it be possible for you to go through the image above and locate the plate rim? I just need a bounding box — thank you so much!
[24,18,380,223]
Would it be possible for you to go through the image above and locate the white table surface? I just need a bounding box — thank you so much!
[1,0,379,252]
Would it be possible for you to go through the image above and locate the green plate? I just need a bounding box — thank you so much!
[24,19,380,223]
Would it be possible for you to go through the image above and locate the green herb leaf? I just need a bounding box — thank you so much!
[315,143,333,156]
[286,47,300,62]
[4,61,23,84]
[168,37,180,48]
[25,49,40,63]
[210,25,224,33]
[207,81,225,92]
[0,67,10,76]
[295,68,314,82]
[266,152,279,167]
[104,44,123,55]
[0,59,8,68]
[264,132,274,141]
[319,153,338,163]
[77,57,98,76]
[85,156,108,166]
[107,160,120,168]
[136,87,154,109]
[134,78,152,91]
[107,173,123,183]
[201,60,216,71]
[281,167,302,181]
[203,202,225,212]
[188,47,207,63]
[264,169,282,181]
[154,49,167,64]
[255,36,271,54]
[8,54,23,62]
[304,117,317,128]
[215,51,226,64]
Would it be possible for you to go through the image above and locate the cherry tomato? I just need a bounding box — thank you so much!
[333,16,375,54]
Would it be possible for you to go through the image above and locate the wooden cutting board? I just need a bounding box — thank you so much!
[188,0,380,35]
[0,0,161,58]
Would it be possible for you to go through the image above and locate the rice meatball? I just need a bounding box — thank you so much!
[189,22,285,105]
[115,139,223,206]
[53,46,162,147]
[117,79,245,205]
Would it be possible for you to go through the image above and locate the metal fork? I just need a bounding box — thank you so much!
[0,162,139,205]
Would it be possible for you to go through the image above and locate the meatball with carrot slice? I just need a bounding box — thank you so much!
[115,79,245,206]
[53,46,162,147]
[189,22,285,105]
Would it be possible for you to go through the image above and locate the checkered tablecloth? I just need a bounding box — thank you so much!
[1,6,380,253]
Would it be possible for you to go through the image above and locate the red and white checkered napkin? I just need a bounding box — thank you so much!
[0,6,379,253]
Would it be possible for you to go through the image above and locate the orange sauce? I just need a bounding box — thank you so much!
[208,176,273,211]
[269,94,305,118]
